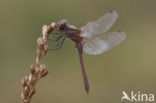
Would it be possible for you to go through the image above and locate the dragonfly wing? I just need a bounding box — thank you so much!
[82,31,126,55]
[81,10,118,38]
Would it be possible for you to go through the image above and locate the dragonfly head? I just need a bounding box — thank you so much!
[58,19,68,30]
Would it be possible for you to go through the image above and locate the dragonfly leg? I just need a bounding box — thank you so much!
[48,36,65,50]
[47,33,65,42]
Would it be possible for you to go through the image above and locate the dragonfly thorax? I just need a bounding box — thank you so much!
[64,27,83,43]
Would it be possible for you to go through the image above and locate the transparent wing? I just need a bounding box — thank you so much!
[81,10,118,38]
[82,31,126,55]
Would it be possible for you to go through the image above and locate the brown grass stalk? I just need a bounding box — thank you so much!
[21,22,58,103]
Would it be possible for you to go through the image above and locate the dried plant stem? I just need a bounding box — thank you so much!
[21,22,58,103]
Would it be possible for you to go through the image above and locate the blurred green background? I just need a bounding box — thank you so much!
[0,0,156,103]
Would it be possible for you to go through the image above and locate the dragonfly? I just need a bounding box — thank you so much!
[48,10,126,94]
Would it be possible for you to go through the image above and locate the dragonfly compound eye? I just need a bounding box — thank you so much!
[58,20,67,30]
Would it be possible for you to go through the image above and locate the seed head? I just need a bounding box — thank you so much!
[51,22,57,29]
[30,64,35,74]
[43,44,48,52]
[42,25,48,35]
[41,70,48,77]
[37,37,44,46]
[40,64,46,72]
